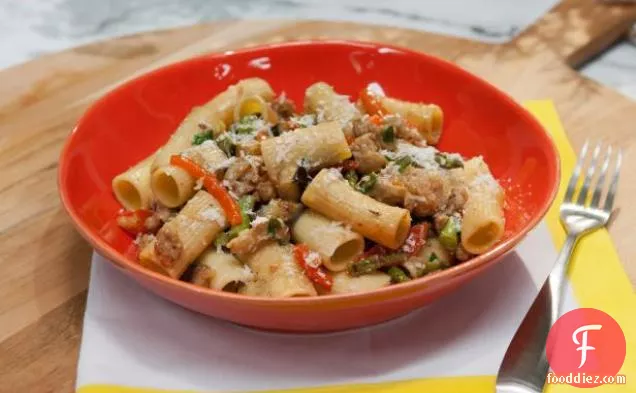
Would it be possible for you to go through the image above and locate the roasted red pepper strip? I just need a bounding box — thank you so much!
[401,223,430,256]
[116,209,153,235]
[359,88,387,116]
[293,244,333,290]
[170,154,242,226]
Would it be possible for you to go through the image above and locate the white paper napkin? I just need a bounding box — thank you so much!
[75,221,578,392]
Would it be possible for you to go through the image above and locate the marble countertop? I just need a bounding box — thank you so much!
[1,0,634,99]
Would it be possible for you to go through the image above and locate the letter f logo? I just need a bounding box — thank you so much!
[572,324,602,368]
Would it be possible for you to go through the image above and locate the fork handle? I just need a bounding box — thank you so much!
[496,234,578,389]
[546,234,578,321]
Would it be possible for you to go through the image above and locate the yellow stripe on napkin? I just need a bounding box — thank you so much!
[78,101,634,393]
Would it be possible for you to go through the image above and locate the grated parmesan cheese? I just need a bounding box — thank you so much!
[194,177,204,191]
[272,136,296,165]
[378,162,401,180]
[206,156,236,172]
[312,220,346,238]
[251,216,269,227]
[471,173,499,192]
[281,252,298,278]
[200,140,217,149]
[239,264,255,282]
[395,141,440,170]
[305,251,322,268]
[199,206,227,226]
[291,114,316,128]
[323,168,344,183]
[446,152,464,162]
[243,154,263,171]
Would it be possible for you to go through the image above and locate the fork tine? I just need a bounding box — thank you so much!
[576,141,601,205]
[564,140,589,202]
[591,145,611,208]
[604,148,622,212]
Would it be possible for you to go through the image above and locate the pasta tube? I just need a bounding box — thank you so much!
[378,97,443,145]
[112,152,156,210]
[329,272,391,294]
[291,210,364,272]
[192,250,254,292]
[459,157,505,254]
[233,94,278,123]
[150,78,273,207]
[151,140,229,208]
[301,168,411,249]
[139,190,229,278]
[244,242,317,298]
[261,121,352,200]
[304,82,361,136]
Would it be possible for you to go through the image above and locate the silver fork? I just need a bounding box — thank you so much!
[495,141,622,393]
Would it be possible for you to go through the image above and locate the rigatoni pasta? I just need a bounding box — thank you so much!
[138,190,228,278]
[113,78,505,297]
[245,242,318,297]
[459,157,505,254]
[304,82,361,137]
[150,78,274,207]
[291,210,364,272]
[151,139,230,208]
[330,272,391,294]
[260,121,352,200]
[112,152,157,210]
[378,97,443,145]
[192,250,254,292]
[301,168,411,249]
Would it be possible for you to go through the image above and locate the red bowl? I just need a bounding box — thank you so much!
[58,40,559,332]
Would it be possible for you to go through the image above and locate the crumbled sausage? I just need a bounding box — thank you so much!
[350,133,387,174]
[256,180,277,202]
[369,176,406,205]
[227,219,290,258]
[258,199,303,222]
[433,213,449,233]
[444,185,468,215]
[402,167,452,217]
[155,229,183,266]
[352,114,425,146]
[223,157,262,197]
[271,96,296,119]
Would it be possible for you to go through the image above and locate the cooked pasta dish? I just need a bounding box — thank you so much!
[112,78,505,297]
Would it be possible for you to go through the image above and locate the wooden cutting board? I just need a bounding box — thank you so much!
[1,1,635,391]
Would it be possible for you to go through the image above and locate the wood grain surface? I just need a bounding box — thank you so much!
[1,1,635,391]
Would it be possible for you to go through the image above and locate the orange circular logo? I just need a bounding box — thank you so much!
[546,308,626,388]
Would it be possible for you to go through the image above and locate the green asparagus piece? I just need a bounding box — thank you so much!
[439,216,461,250]
[395,155,413,173]
[349,258,379,276]
[355,173,378,193]
[213,195,256,247]
[381,126,395,144]
[388,267,411,283]
[345,170,359,187]
[435,152,464,169]
[348,253,408,276]
[192,131,214,145]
